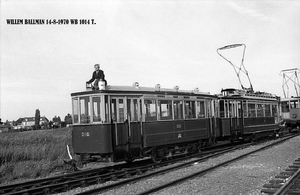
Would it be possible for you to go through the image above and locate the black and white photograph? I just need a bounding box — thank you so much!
[1,0,300,194]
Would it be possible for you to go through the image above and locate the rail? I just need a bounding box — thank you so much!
[76,134,299,195]
[262,157,300,195]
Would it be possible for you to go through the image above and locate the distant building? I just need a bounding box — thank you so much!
[15,117,49,129]
[0,124,9,132]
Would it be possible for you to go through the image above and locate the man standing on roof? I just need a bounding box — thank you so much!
[86,64,107,90]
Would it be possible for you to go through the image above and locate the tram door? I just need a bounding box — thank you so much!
[229,100,243,134]
[111,96,142,153]
[111,97,127,153]
[126,97,142,149]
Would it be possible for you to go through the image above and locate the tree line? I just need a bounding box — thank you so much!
[0,109,73,131]
[34,109,73,130]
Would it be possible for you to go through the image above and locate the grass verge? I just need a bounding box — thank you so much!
[0,127,72,184]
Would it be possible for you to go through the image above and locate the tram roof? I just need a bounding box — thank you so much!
[71,85,216,98]
[281,96,300,102]
[218,88,279,101]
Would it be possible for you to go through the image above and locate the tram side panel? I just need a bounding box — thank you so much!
[113,123,129,150]
[112,123,130,160]
[213,118,221,138]
[184,119,210,141]
[218,118,232,137]
[143,121,177,147]
[243,117,278,134]
[143,119,209,147]
[128,121,143,148]
[72,124,113,154]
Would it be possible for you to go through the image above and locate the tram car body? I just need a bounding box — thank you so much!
[218,88,281,142]
[281,97,300,128]
[71,83,219,163]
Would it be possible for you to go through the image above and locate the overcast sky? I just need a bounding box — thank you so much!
[1,0,300,121]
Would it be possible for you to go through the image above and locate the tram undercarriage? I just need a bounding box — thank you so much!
[75,137,215,164]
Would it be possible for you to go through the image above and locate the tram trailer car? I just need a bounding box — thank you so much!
[218,88,281,142]
[71,83,219,163]
[281,97,300,129]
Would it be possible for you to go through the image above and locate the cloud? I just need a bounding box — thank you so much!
[226,1,277,23]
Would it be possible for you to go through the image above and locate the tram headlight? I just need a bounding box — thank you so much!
[155,84,161,90]
[133,82,139,88]
[174,86,179,91]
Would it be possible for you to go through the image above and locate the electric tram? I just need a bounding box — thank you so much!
[218,88,280,142]
[71,83,218,163]
[70,43,282,164]
[281,97,300,128]
[280,68,300,128]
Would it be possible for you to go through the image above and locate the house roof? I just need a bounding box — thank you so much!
[16,117,49,123]
[0,124,10,129]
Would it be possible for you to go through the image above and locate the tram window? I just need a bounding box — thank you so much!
[248,103,256,117]
[127,99,131,121]
[174,100,183,120]
[243,102,248,118]
[272,104,278,117]
[92,96,101,122]
[291,101,299,109]
[228,102,232,117]
[237,102,242,118]
[214,101,219,118]
[79,96,90,123]
[281,102,289,112]
[158,100,173,120]
[145,99,157,121]
[219,100,225,118]
[127,99,139,121]
[225,101,229,118]
[118,99,125,122]
[257,104,264,117]
[104,96,109,122]
[197,101,205,118]
[72,98,79,123]
[111,99,117,122]
[207,100,212,117]
[133,99,139,121]
[265,104,271,117]
[185,101,196,119]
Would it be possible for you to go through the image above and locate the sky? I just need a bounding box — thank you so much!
[1,0,300,121]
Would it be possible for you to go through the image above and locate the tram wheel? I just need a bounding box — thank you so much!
[151,147,164,163]
[125,153,133,164]
[76,161,84,169]
[151,156,163,163]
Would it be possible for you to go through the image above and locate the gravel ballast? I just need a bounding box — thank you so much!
[157,136,300,195]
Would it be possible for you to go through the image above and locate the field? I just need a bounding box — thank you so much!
[0,127,72,184]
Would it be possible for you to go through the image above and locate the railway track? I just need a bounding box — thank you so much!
[77,134,298,195]
[0,141,253,195]
[1,133,297,195]
[76,133,300,195]
[261,157,300,195]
